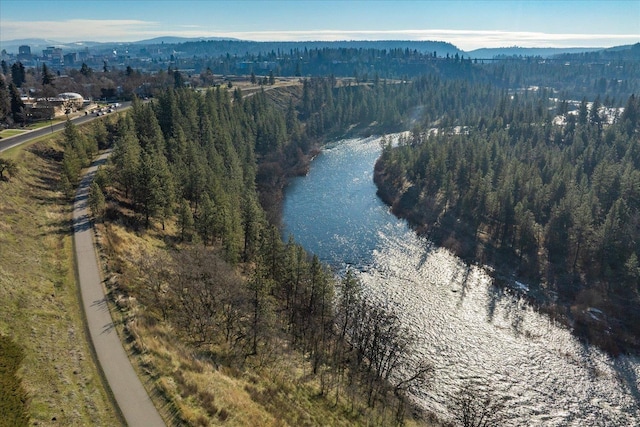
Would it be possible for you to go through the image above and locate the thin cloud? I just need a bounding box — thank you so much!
[219,30,639,49]
[1,19,160,42]
[1,19,637,50]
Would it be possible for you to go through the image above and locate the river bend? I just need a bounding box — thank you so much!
[282,135,640,426]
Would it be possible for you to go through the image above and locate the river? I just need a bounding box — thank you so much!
[282,135,640,426]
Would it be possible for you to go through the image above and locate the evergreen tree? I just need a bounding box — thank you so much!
[10,62,25,87]
[173,70,185,89]
[133,149,166,228]
[110,116,142,198]
[196,192,216,245]
[154,150,175,230]
[241,189,264,262]
[89,181,106,221]
[80,62,93,77]
[0,76,11,123]
[178,199,194,242]
[41,63,55,86]
[621,94,638,135]
[8,83,25,125]
[247,260,276,356]
[92,118,110,150]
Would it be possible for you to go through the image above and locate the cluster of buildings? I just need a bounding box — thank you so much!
[1,42,166,73]
[21,92,90,120]
[7,44,94,69]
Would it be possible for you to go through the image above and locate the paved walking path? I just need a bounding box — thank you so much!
[73,151,165,427]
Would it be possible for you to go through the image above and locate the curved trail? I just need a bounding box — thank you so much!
[73,151,165,427]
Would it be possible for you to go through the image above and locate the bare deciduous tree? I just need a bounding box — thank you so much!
[448,381,505,427]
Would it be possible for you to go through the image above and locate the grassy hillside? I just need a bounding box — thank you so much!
[0,138,119,426]
[93,197,426,426]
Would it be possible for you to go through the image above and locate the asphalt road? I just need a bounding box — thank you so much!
[0,102,131,153]
[73,151,165,427]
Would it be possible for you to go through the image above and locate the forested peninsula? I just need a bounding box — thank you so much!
[374,91,640,355]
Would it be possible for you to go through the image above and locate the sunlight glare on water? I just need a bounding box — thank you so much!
[282,136,640,426]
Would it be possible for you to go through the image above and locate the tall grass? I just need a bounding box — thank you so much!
[98,216,428,426]
[0,137,119,425]
[0,335,29,427]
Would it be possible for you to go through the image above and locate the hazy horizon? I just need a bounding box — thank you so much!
[1,0,638,51]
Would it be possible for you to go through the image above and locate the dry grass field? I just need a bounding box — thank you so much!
[0,137,119,426]
[97,218,422,426]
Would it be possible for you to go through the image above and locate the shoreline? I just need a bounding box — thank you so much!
[372,156,640,357]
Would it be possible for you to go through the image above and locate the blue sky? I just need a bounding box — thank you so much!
[1,0,638,50]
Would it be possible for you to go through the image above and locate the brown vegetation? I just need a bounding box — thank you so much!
[0,139,119,426]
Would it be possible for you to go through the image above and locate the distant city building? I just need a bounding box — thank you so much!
[17,45,32,61]
[42,46,61,59]
[16,45,33,63]
[43,46,63,66]
[78,48,91,61]
[63,52,77,66]
[24,92,86,121]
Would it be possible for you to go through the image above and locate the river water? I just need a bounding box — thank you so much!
[282,135,640,426]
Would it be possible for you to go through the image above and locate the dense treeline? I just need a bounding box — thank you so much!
[168,42,640,101]
[254,75,509,222]
[2,42,638,128]
[167,39,460,59]
[80,75,504,247]
[237,46,482,82]
[59,118,101,197]
[485,58,640,101]
[375,90,640,353]
[125,42,640,99]
[299,75,511,138]
[78,84,433,423]
[172,46,640,100]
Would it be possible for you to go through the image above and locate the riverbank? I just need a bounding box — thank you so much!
[373,156,640,357]
[283,134,640,425]
[260,118,401,226]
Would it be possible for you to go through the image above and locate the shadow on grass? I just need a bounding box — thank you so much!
[614,356,640,410]
[28,143,64,162]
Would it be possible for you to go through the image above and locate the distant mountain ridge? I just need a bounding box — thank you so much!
[130,36,240,45]
[0,37,237,53]
[1,37,465,57]
[2,37,638,60]
[467,46,605,58]
[173,39,464,57]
